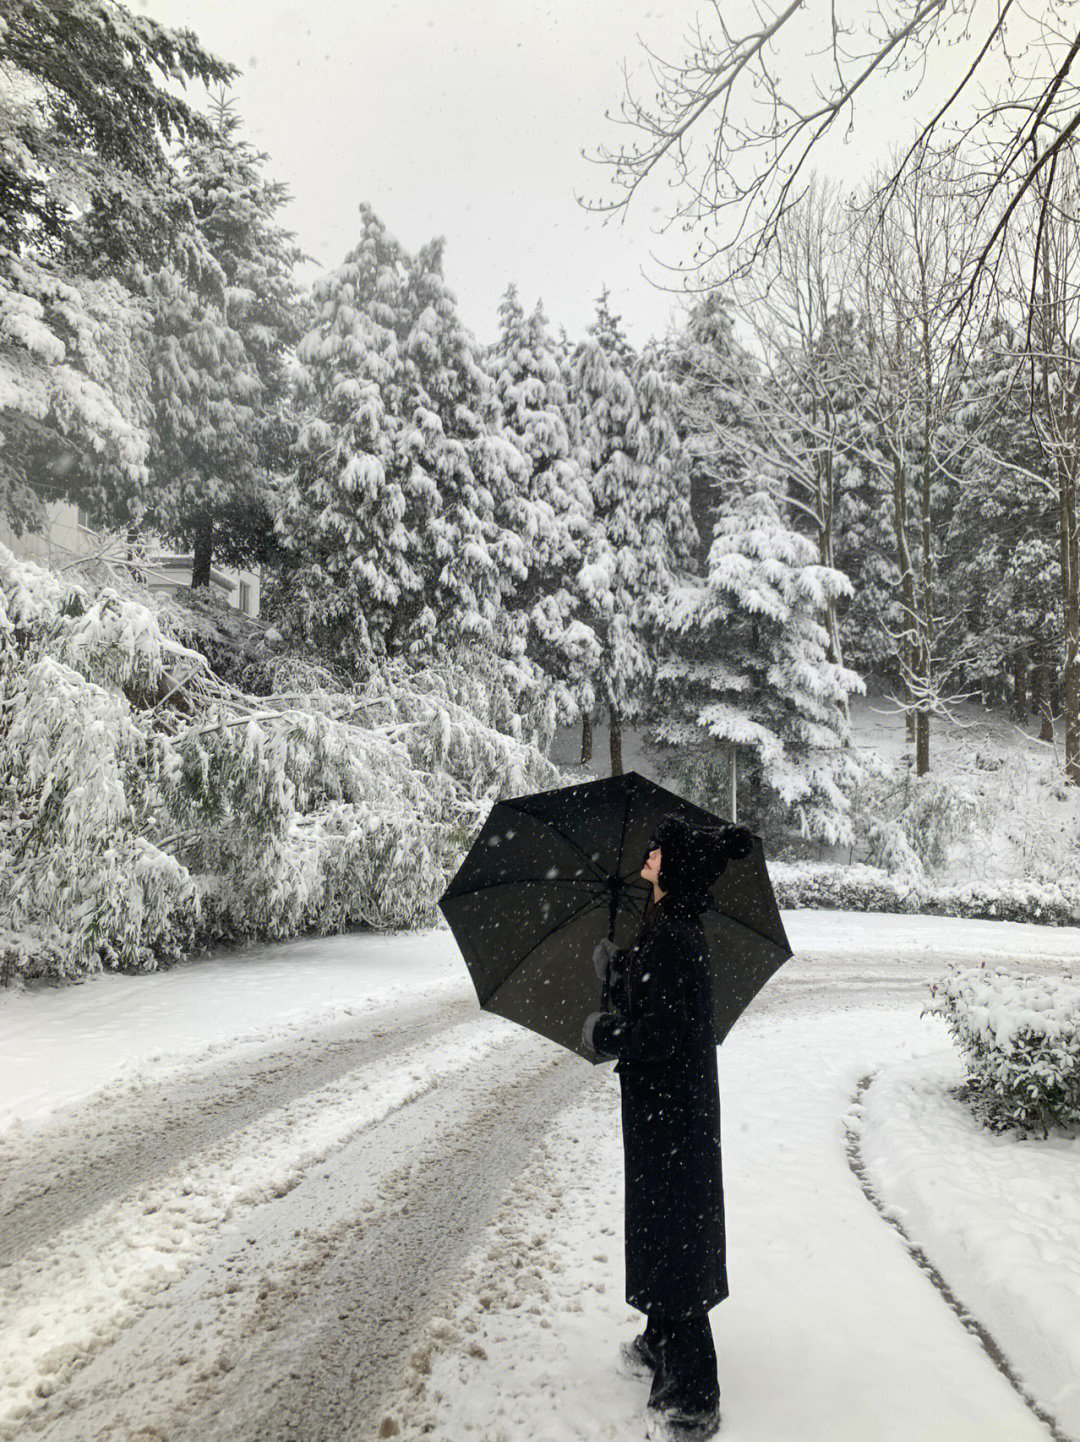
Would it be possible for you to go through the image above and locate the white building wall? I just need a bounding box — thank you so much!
[0,500,97,569]
[1,503,260,617]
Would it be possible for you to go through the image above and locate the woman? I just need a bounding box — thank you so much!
[582,814,751,1441]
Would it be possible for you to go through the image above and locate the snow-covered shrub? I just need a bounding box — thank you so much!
[927,967,1080,1135]
[771,861,1080,925]
[0,546,563,982]
[928,876,1080,925]
[0,927,70,987]
[852,767,989,877]
[772,860,928,912]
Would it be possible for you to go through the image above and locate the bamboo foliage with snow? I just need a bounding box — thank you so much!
[0,545,560,980]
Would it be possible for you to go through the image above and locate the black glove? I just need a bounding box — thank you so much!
[581,1009,619,1058]
[592,937,619,980]
[581,1010,604,1052]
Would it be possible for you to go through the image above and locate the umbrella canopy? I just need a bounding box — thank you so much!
[438,770,793,1061]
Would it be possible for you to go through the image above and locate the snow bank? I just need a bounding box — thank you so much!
[856,1051,1080,1438]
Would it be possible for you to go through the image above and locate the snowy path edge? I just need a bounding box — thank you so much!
[843,1074,1073,1442]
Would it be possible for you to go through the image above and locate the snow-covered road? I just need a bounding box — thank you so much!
[2,912,1079,1441]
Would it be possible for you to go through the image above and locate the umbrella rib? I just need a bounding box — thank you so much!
[702,894,793,952]
[452,876,611,895]
[501,801,609,883]
[479,891,612,1006]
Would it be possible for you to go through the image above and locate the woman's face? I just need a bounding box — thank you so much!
[641,844,661,884]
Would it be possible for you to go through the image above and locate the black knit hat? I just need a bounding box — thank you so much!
[651,814,754,898]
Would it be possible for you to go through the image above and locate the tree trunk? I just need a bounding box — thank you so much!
[580,710,593,765]
[917,312,934,777]
[609,704,623,777]
[1012,651,1028,722]
[915,686,930,776]
[818,452,848,716]
[1033,660,1055,743]
[1036,213,1080,782]
[726,741,737,822]
[191,515,214,590]
[1059,455,1080,783]
[892,453,917,748]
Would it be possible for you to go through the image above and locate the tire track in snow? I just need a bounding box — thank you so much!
[13,1035,587,1442]
[844,1075,1071,1442]
[0,990,476,1262]
[0,1009,511,1435]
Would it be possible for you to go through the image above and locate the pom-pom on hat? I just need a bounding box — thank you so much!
[651,814,754,898]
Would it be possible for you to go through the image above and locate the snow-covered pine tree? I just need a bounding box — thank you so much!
[276,204,415,669]
[571,291,696,773]
[485,284,600,731]
[632,336,699,636]
[589,286,636,367]
[649,485,865,845]
[133,241,260,583]
[400,232,523,652]
[278,207,557,744]
[553,317,600,761]
[130,93,305,584]
[0,257,150,535]
[660,291,754,572]
[0,0,232,536]
[173,91,305,580]
[404,236,568,743]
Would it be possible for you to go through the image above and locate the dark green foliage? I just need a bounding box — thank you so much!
[1,0,234,262]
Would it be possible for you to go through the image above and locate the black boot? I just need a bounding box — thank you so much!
[619,1314,665,1380]
[645,1314,720,1438]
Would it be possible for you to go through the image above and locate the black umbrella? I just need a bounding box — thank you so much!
[438,770,793,1061]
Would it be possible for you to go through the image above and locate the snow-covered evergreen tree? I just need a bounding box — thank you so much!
[275,206,416,667]
[131,94,305,584]
[0,257,150,533]
[278,207,561,751]
[485,284,600,727]
[0,0,232,535]
[660,292,754,571]
[571,291,697,772]
[649,487,865,844]
[281,206,522,664]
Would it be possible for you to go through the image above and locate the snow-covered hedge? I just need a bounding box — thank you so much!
[927,967,1080,1135]
[0,546,563,983]
[772,861,1080,927]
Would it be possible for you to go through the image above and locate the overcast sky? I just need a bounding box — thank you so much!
[135,0,1029,349]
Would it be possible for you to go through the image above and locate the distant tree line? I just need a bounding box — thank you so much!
[7,0,1080,853]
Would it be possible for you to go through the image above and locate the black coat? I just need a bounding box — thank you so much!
[591,894,727,1319]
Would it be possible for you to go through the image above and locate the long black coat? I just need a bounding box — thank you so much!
[591,894,727,1319]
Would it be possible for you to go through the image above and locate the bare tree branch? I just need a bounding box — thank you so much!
[581,1,1080,305]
